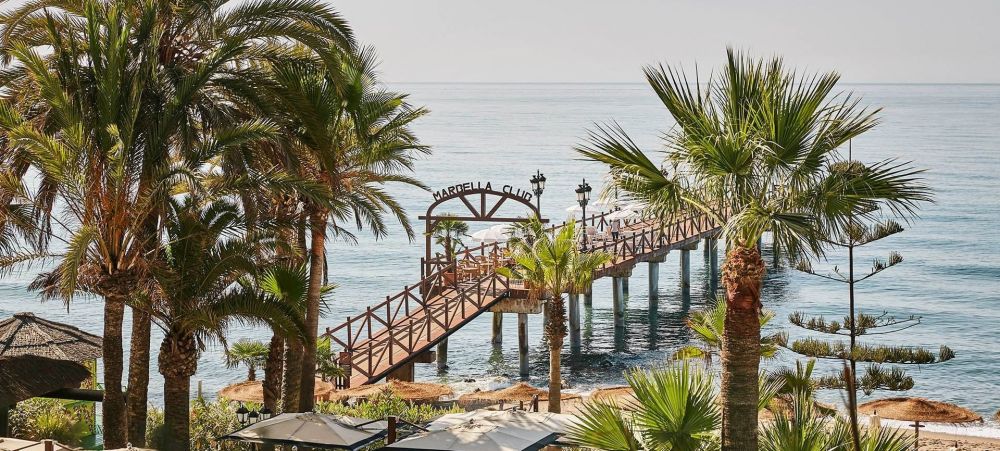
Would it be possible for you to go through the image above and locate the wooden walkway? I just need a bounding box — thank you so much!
[321,208,722,388]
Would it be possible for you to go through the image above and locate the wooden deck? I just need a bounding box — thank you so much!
[321,207,722,387]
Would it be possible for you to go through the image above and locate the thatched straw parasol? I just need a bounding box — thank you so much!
[459,382,581,408]
[590,386,637,406]
[0,312,101,361]
[219,378,335,403]
[0,355,90,405]
[332,380,453,403]
[765,396,837,419]
[858,397,982,446]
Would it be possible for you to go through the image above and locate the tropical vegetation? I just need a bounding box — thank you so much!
[0,0,426,448]
[498,217,611,413]
[673,300,781,363]
[577,48,931,449]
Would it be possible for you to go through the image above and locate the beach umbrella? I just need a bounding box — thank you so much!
[564,204,583,216]
[219,377,336,403]
[458,382,581,406]
[385,421,558,451]
[426,410,578,435]
[331,380,453,403]
[858,397,982,447]
[218,412,386,450]
[604,209,636,222]
[471,225,510,243]
[592,198,618,210]
[0,355,91,405]
[589,386,638,409]
[0,312,102,361]
[0,438,76,451]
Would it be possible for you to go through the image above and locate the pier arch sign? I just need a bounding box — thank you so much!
[419,181,547,276]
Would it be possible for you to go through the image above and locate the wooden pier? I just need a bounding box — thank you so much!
[320,184,724,388]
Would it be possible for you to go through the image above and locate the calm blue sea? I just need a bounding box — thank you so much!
[2,83,998,420]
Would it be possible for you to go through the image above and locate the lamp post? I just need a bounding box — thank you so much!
[529,170,546,217]
[259,406,273,421]
[576,179,592,249]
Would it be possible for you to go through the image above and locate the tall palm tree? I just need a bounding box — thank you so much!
[673,300,780,363]
[577,49,930,449]
[265,48,429,410]
[429,215,469,261]
[498,217,610,413]
[145,197,304,451]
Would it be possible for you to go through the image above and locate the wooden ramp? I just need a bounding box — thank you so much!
[322,208,722,388]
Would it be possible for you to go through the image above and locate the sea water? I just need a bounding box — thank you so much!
[1,83,997,425]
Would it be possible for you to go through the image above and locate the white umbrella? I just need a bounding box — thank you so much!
[386,421,557,451]
[426,410,579,435]
[604,209,636,221]
[219,412,386,450]
[470,225,510,243]
[593,198,618,209]
[564,204,583,216]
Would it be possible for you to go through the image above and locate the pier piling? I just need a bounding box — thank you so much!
[518,313,529,378]
[491,312,503,345]
[569,293,581,352]
[436,338,448,371]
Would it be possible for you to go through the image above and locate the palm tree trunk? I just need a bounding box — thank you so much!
[263,333,284,411]
[545,295,567,413]
[159,332,197,451]
[720,246,765,451]
[282,339,303,412]
[299,209,327,411]
[127,309,151,447]
[102,296,128,449]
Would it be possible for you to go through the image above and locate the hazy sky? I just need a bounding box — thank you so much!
[333,0,1000,83]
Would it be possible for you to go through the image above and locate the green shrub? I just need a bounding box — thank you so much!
[8,398,92,446]
[315,391,462,424]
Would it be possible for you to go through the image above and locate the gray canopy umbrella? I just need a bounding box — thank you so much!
[385,421,558,451]
[426,410,578,435]
[218,412,386,450]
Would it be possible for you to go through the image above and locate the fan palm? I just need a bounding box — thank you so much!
[566,363,721,451]
[225,339,269,381]
[429,215,469,261]
[673,300,780,363]
[264,48,428,410]
[497,217,611,413]
[577,49,931,449]
[145,197,304,451]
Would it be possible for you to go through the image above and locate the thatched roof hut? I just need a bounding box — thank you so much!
[0,355,91,405]
[332,380,453,403]
[0,312,101,361]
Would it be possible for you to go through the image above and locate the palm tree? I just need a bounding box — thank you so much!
[498,217,610,413]
[226,339,270,381]
[566,363,721,451]
[429,215,469,261]
[577,49,931,449]
[265,48,428,410]
[673,300,780,363]
[145,197,304,451]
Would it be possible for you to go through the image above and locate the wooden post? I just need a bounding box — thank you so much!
[0,404,10,437]
[612,277,625,329]
[491,312,503,345]
[518,313,529,378]
[648,261,659,301]
[387,416,398,444]
[680,249,691,288]
[568,293,581,352]
[42,440,54,451]
[436,338,448,371]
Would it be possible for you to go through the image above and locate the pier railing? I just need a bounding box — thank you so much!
[322,261,511,384]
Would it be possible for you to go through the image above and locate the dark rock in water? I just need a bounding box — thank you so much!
[463,378,476,383]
